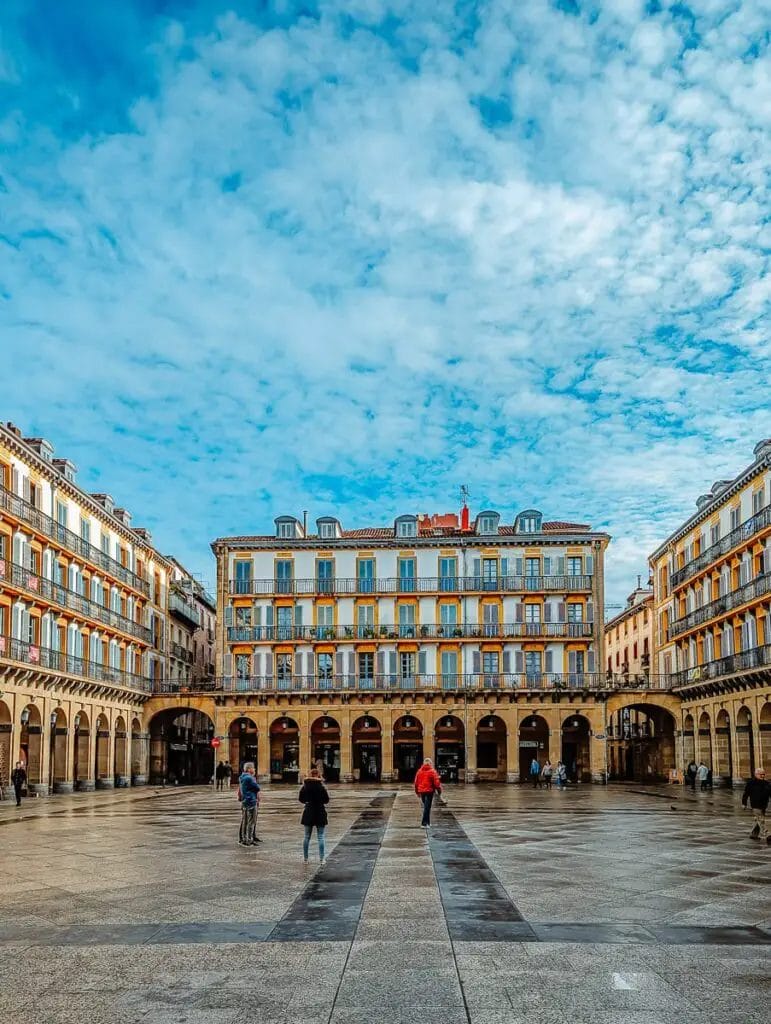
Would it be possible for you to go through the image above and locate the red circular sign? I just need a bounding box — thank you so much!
[211,737,221,748]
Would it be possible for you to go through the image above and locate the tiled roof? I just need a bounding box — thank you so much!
[543,521,591,532]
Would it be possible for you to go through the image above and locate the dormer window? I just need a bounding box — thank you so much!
[395,515,417,539]
[275,516,303,540]
[278,521,294,539]
[319,522,334,539]
[316,517,341,540]
[515,509,543,534]
[476,511,500,536]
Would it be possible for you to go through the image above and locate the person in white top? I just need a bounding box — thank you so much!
[697,762,710,791]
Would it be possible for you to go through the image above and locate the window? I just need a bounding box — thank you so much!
[400,651,415,682]
[525,604,541,634]
[275,560,292,594]
[753,488,765,515]
[439,557,457,591]
[317,653,333,683]
[482,558,497,591]
[439,604,457,628]
[358,652,374,683]
[234,560,252,594]
[729,506,740,531]
[358,558,375,593]
[479,515,497,535]
[316,604,333,638]
[80,518,90,544]
[525,557,539,577]
[56,501,67,532]
[567,603,583,622]
[482,651,499,682]
[316,559,334,594]
[567,556,582,576]
[397,603,415,638]
[440,650,458,688]
[398,557,416,593]
[319,522,335,539]
[356,603,374,638]
[710,522,720,546]
[525,651,542,678]
[277,521,295,539]
[235,606,251,628]
[276,654,292,682]
[235,654,250,682]
[396,518,417,538]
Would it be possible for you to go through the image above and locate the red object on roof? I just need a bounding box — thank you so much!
[461,504,470,532]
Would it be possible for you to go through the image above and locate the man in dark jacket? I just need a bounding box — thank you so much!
[742,768,770,844]
[238,763,261,846]
[215,762,225,791]
[11,762,27,807]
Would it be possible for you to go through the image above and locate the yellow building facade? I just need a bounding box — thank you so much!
[649,439,771,785]
[0,423,172,794]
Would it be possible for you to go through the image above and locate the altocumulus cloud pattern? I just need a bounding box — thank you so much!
[0,0,768,602]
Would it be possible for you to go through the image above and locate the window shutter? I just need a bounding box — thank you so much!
[266,606,274,627]
[543,556,551,576]
[224,653,232,677]
[265,652,274,677]
[296,651,305,677]
[12,535,22,565]
[418,650,427,675]
[254,605,262,626]
[502,650,511,673]
[586,601,594,622]
[11,467,19,495]
[557,556,566,575]
[515,650,524,673]
[515,602,523,623]
[558,601,566,622]
[544,602,552,623]
[568,651,577,673]
[376,651,385,678]
[472,650,481,673]
[500,558,508,579]
[544,650,553,672]
[473,558,481,582]
[586,554,593,575]
[515,557,523,576]
[22,476,30,503]
[335,652,344,677]
[294,604,303,626]
[224,605,233,627]
[588,650,595,672]
[388,651,397,677]
[253,651,262,678]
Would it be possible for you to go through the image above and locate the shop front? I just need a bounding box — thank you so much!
[270,716,300,783]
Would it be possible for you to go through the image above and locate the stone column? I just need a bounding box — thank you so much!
[381,706,394,782]
[504,707,519,783]
[339,707,353,783]
[256,711,271,783]
[465,711,478,783]
[298,709,311,777]
[131,731,150,786]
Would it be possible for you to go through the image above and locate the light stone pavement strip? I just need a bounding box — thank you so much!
[0,783,769,1023]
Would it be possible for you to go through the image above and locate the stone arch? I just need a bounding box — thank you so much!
[49,707,69,794]
[561,713,591,782]
[393,713,424,782]
[149,706,215,785]
[607,700,677,782]
[434,713,465,783]
[682,713,696,766]
[113,714,128,785]
[228,716,259,776]
[311,715,341,782]
[352,713,381,782]
[735,705,755,779]
[477,712,507,782]
[73,709,92,790]
[519,712,548,782]
[714,708,733,784]
[760,702,771,772]
[0,699,12,789]
[20,703,43,790]
[269,715,300,783]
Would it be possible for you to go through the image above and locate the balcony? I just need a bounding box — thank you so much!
[216,671,611,694]
[169,590,199,628]
[0,635,153,692]
[668,572,771,640]
[170,642,194,663]
[670,503,771,589]
[671,643,771,689]
[0,483,150,596]
[0,557,152,644]
[228,574,593,596]
[226,621,596,643]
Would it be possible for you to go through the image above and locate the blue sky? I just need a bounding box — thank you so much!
[1,0,768,606]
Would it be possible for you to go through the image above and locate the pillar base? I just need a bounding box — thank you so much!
[96,778,115,790]
[131,774,148,787]
[380,772,393,783]
[53,782,74,795]
[591,772,607,784]
[506,772,519,784]
[732,777,748,788]
[712,776,731,789]
[342,773,354,783]
[29,783,49,797]
[76,779,95,792]
[465,770,478,783]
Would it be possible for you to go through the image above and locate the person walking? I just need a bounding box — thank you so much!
[223,761,233,788]
[697,762,709,791]
[11,762,27,807]
[556,761,568,789]
[541,760,553,790]
[414,757,442,828]
[299,766,329,864]
[685,761,698,790]
[215,761,225,791]
[238,762,261,847]
[529,757,541,789]
[742,768,771,845]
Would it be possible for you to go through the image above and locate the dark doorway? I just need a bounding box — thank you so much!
[149,709,215,785]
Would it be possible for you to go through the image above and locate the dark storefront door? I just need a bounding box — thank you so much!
[396,742,423,783]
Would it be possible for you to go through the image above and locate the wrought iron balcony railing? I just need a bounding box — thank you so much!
[210,671,612,694]
[670,504,771,589]
[226,621,595,643]
[0,483,150,596]
[0,636,153,692]
[0,557,152,644]
[170,642,194,663]
[670,643,771,688]
[169,591,199,625]
[228,574,593,596]
[668,572,771,640]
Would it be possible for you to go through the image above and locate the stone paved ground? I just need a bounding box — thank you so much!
[0,782,769,1023]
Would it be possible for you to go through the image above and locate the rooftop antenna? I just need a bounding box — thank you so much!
[460,485,471,531]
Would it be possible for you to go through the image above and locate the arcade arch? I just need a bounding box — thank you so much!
[478,713,507,781]
[393,714,423,782]
[149,707,215,785]
[229,716,259,775]
[352,714,381,782]
[269,716,300,783]
[561,714,591,782]
[311,715,341,782]
[434,714,465,783]
[607,702,677,782]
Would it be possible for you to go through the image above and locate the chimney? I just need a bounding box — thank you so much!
[461,504,470,532]
[5,422,22,437]
[133,527,153,544]
[91,493,115,514]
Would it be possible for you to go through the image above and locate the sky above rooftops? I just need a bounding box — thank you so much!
[0,0,768,607]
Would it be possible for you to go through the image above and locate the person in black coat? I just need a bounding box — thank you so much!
[11,762,27,807]
[742,768,770,844]
[299,767,329,865]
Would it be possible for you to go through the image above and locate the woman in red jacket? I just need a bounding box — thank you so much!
[414,758,442,827]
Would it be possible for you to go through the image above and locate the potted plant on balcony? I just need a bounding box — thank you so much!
[363,626,374,639]
[379,625,389,638]
[324,628,335,640]
[452,627,463,638]
[388,629,397,639]
[437,626,444,637]
[344,626,353,638]
[420,625,429,637]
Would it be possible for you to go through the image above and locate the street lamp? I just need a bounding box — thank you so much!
[20,707,30,726]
